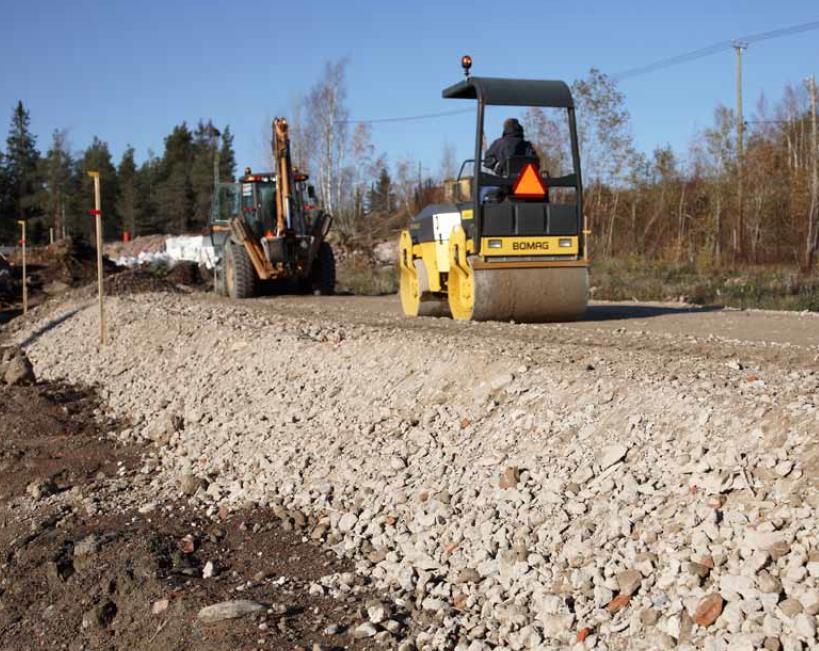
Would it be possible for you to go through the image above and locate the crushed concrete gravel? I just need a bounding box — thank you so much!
[14,293,819,650]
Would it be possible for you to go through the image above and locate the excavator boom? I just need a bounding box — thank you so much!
[273,118,293,236]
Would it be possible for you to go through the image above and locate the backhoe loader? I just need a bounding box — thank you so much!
[209,118,334,298]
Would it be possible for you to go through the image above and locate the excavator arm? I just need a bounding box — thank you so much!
[273,118,293,236]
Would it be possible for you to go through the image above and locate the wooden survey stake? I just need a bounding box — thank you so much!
[87,171,106,345]
[17,220,26,315]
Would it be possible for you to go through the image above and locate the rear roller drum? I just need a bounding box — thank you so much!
[469,265,589,322]
[447,225,588,322]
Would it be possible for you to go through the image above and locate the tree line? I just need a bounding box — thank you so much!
[287,61,819,270]
[2,61,818,271]
[0,102,236,245]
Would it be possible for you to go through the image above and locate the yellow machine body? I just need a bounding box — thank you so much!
[398,68,590,323]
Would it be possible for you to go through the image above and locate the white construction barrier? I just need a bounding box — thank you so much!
[114,235,216,270]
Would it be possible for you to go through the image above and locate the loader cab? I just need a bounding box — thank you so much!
[208,171,317,246]
[239,172,277,236]
[208,173,276,259]
[211,174,276,232]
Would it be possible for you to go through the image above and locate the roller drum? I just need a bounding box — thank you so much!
[469,263,588,323]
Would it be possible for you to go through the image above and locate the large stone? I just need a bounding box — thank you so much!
[72,534,100,571]
[597,444,628,470]
[757,570,782,594]
[366,599,389,624]
[778,598,803,618]
[353,622,378,639]
[4,353,34,385]
[616,569,642,596]
[693,594,723,627]
[744,530,787,553]
[499,466,520,489]
[197,600,264,623]
[719,574,758,600]
[539,613,574,639]
[793,613,816,640]
[372,241,398,265]
[337,512,358,533]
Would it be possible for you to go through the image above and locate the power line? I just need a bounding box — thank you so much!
[338,108,473,125]
[614,19,819,81]
[340,19,819,124]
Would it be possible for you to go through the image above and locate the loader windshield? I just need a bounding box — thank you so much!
[257,183,276,224]
[239,181,277,233]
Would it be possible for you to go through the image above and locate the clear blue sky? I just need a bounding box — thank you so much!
[2,0,818,177]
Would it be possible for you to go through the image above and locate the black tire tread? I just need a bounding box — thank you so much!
[226,242,257,299]
[312,241,336,295]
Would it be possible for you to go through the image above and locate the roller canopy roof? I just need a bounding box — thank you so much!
[442,77,574,108]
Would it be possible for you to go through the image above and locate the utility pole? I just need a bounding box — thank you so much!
[417,161,423,211]
[806,75,818,271]
[734,41,747,260]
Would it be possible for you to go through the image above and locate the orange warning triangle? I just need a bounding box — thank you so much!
[512,163,547,198]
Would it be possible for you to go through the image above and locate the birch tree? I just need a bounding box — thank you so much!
[304,59,350,215]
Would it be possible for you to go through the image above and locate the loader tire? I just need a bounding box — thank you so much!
[225,241,257,299]
[311,242,336,296]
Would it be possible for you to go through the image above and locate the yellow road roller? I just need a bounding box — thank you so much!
[399,58,589,322]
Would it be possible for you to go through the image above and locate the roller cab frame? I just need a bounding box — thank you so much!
[399,69,589,322]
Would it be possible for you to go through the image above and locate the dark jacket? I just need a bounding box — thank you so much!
[484,122,538,175]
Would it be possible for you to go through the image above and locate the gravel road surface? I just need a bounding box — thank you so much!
[10,291,819,650]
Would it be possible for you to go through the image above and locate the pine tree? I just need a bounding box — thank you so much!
[156,123,194,233]
[0,150,10,238]
[4,101,41,239]
[136,153,162,234]
[41,129,74,239]
[80,137,118,240]
[367,166,394,215]
[190,120,220,230]
[219,125,236,182]
[116,146,139,237]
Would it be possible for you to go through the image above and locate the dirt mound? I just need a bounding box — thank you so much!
[103,269,180,296]
[164,261,206,288]
[103,234,169,260]
[14,237,120,287]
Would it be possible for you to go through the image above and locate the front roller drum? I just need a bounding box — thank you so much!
[447,226,588,322]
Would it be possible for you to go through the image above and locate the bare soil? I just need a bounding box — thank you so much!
[0,381,396,651]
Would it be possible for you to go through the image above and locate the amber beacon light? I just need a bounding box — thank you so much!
[461,55,472,78]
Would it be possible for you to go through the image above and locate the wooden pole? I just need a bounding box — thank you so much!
[807,75,818,271]
[734,42,747,261]
[17,220,27,315]
[88,171,106,345]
